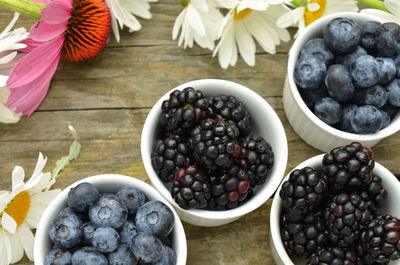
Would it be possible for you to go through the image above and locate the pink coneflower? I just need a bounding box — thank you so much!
[5,0,111,116]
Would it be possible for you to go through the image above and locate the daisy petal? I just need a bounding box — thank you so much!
[172,9,186,40]
[0,102,20,123]
[235,21,255,66]
[187,5,206,36]
[0,13,19,39]
[0,52,17,64]
[2,212,17,234]
[0,232,9,265]
[6,231,23,263]
[12,166,25,191]
[361,9,400,24]
[17,223,34,261]
[277,7,305,28]
[31,153,47,180]
[385,0,400,18]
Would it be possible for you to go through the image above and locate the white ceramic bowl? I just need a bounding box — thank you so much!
[270,155,400,265]
[34,174,187,265]
[283,12,400,152]
[141,79,288,227]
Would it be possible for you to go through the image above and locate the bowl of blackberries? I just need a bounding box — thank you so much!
[141,79,288,226]
[34,174,187,265]
[283,12,400,152]
[270,142,400,265]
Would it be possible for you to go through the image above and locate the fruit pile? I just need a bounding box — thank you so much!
[279,142,400,265]
[151,87,275,210]
[45,183,176,265]
[294,17,400,134]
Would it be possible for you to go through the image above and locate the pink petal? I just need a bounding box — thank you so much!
[41,0,72,24]
[6,52,60,116]
[31,0,52,3]
[19,38,44,53]
[29,19,67,42]
[7,35,64,88]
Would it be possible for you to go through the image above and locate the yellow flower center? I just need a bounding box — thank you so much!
[304,0,326,26]
[234,8,252,21]
[5,191,31,227]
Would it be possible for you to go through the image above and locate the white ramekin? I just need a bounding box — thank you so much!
[141,79,288,227]
[284,12,400,152]
[34,174,187,265]
[270,155,400,265]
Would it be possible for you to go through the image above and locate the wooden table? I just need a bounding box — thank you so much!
[1,3,399,265]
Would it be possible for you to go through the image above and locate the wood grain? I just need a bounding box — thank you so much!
[0,3,399,265]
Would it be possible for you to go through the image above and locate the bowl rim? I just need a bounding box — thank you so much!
[141,78,288,220]
[287,11,400,141]
[33,174,187,265]
[270,154,400,265]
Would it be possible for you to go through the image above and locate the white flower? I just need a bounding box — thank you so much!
[0,153,60,264]
[361,0,400,24]
[172,0,223,50]
[0,12,28,124]
[105,0,157,42]
[213,0,290,69]
[277,0,359,37]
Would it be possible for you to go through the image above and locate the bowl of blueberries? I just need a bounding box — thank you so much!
[141,79,288,226]
[283,12,400,152]
[270,142,400,265]
[34,174,187,265]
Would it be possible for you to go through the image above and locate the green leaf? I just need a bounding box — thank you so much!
[52,140,81,181]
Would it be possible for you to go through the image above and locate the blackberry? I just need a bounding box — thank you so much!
[160,87,210,134]
[358,176,387,214]
[361,215,400,264]
[239,133,274,187]
[307,247,357,265]
[281,212,328,258]
[190,119,241,171]
[151,134,191,182]
[355,243,389,265]
[323,142,375,192]
[209,95,251,136]
[171,166,211,209]
[279,167,328,222]
[324,193,373,248]
[207,165,252,210]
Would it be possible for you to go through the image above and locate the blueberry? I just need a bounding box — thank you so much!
[340,104,358,133]
[135,201,175,238]
[375,22,400,57]
[323,17,361,54]
[376,57,396,84]
[120,220,138,246]
[299,86,329,111]
[386,79,400,106]
[89,193,127,229]
[68,183,98,212]
[59,207,88,223]
[314,97,342,125]
[336,46,367,69]
[350,55,381,88]
[381,110,391,129]
[381,101,399,118]
[116,186,146,215]
[395,54,400,78]
[71,247,107,265]
[351,105,384,134]
[294,55,326,89]
[154,245,177,265]
[160,236,172,247]
[45,247,72,265]
[82,222,96,245]
[49,213,82,249]
[360,21,380,51]
[130,233,163,263]
[108,245,137,265]
[353,85,388,108]
[299,38,334,66]
[92,227,120,253]
[325,64,354,102]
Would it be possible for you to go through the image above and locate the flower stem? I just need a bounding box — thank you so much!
[0,0,45,19]
[291,0,308,7]
[357,0,390,12]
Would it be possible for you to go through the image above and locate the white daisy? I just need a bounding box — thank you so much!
[172,0,223,50]
[362,0,400,24]
[0,153,60,264]
[277,0,359,37]
[213,0,291,69]
[105,0,157,42]
[0,12,28,124]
